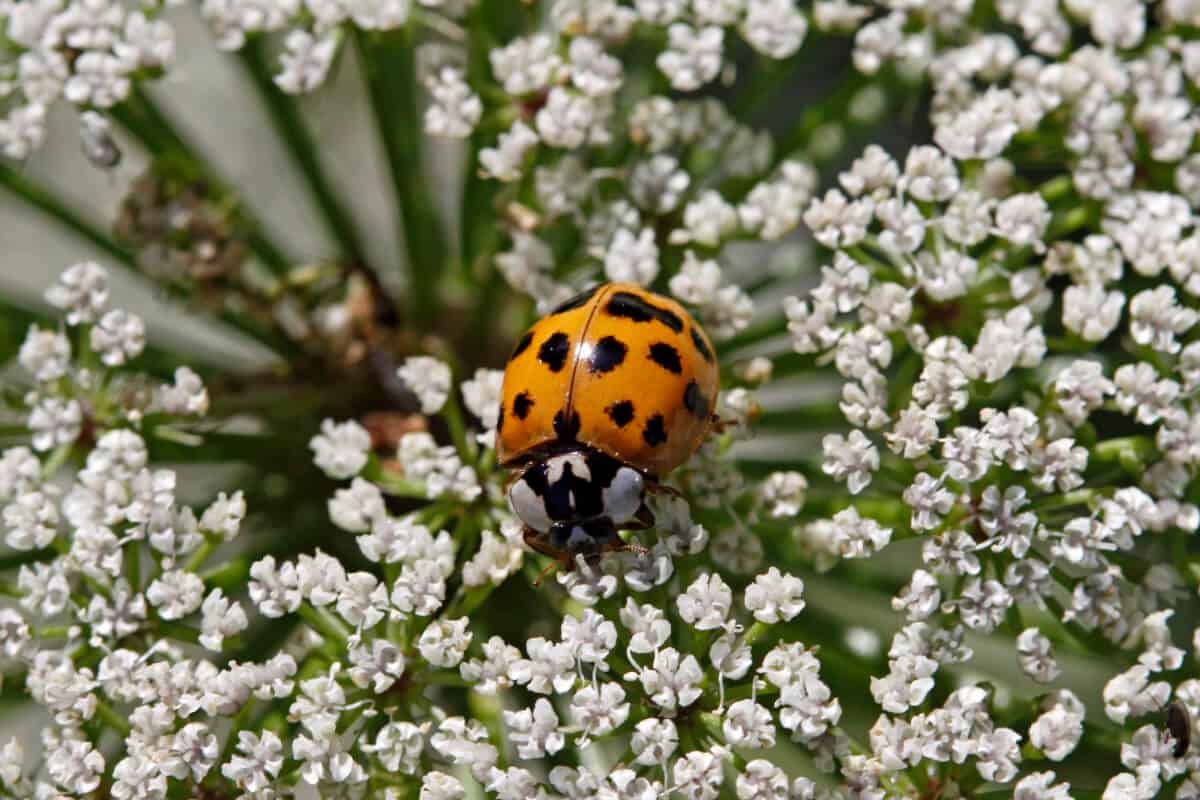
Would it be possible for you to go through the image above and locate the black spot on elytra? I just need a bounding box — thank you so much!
[496,403,505,433]
[648,342,683,374]
[538,332,570,372]
[683,380,708,419]
[512,392,534,420]
[550,284,602,315]
[607,400,635,427]
[553,408,581,441]
[606,291,684,332]
[642,413,667,447]
[590,336,628,373]
[690,326,714,363]
[510,331,534,361]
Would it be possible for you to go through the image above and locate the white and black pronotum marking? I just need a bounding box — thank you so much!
[508,449,644,555]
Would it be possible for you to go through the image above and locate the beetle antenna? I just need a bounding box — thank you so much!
[533,560,560,587]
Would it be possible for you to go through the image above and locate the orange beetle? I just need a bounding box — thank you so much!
[497,283,719,567]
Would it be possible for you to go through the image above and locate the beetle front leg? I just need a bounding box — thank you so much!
[522,526,574,574]
[645,481,685,501]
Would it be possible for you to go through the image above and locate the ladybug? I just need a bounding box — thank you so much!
[497,283,719,568]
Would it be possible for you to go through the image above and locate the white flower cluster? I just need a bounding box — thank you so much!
[772,4,1200,794]
[0,0,173,159]
[9,0,1200,796]
[0,264,834,797]
[474,6,825,329]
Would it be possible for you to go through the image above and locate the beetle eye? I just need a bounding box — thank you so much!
[509,478,552,532]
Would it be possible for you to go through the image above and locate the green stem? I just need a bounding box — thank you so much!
[184,537,219,574]
[124,541,141,593]
[238,38,373,274]
[353,27,450,326]
[0,163,136,267]
[441,387,473,463]
[95,698,132,737]
[40,442,73,480]
[157,621,202,644]
[297,603,351,646]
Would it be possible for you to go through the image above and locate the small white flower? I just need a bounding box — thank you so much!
[348,638,406,693]
[510,636,576,694]
[724,701,776,749]
[418,617,472,667]
[249,555,302,618]
[1062,283,1125,342]
[146,569,204,620]
[536,88,605,150]
[901,146,959,202]
[673,746,726,799]
[673,190,738,247]
[200,588,248,651]
[804,189,873,249]
[3,490,59,550]
[461,368,505,433]
[1031,691,1085,760]
[27,397,81,452]
[1014,771,1073,800]
[424,66,482,138]
[45,261,109,324]
[829,507,892,558]
[504,698,565,759]
[677,573,733,631]
[221,730,284,794]
[893,569,941,621]
[421,771,466,800]
[47,737,105,794]
[570,682,629,737]
[639,647,704,712]
[630,155,690,215]
[741,0,807,59]
[657,24,723,91]
[460,636,522,695]
[480,122,539,182]
[1017,627,1060,684]
[490,33,562,96]
[328,477,387,533]
[631,717,678,765]
[90,308,145,366]
[274,29,337,94]
[1104,665,1170,724]
[310,418,372,479]
[745,568,805,624]
[159,366,209,416]
[757,472,807,518]
[19,326,70,383]
[822,429,879,494]
[604,227,660,285]
[397,356,453,414]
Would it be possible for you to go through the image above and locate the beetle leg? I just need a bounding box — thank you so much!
[708,413,738,434]
[617,541,650,557]
[622,504,656,531]
[645,481,685,500]
[522,526,575,579]
[522,526,561,561]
